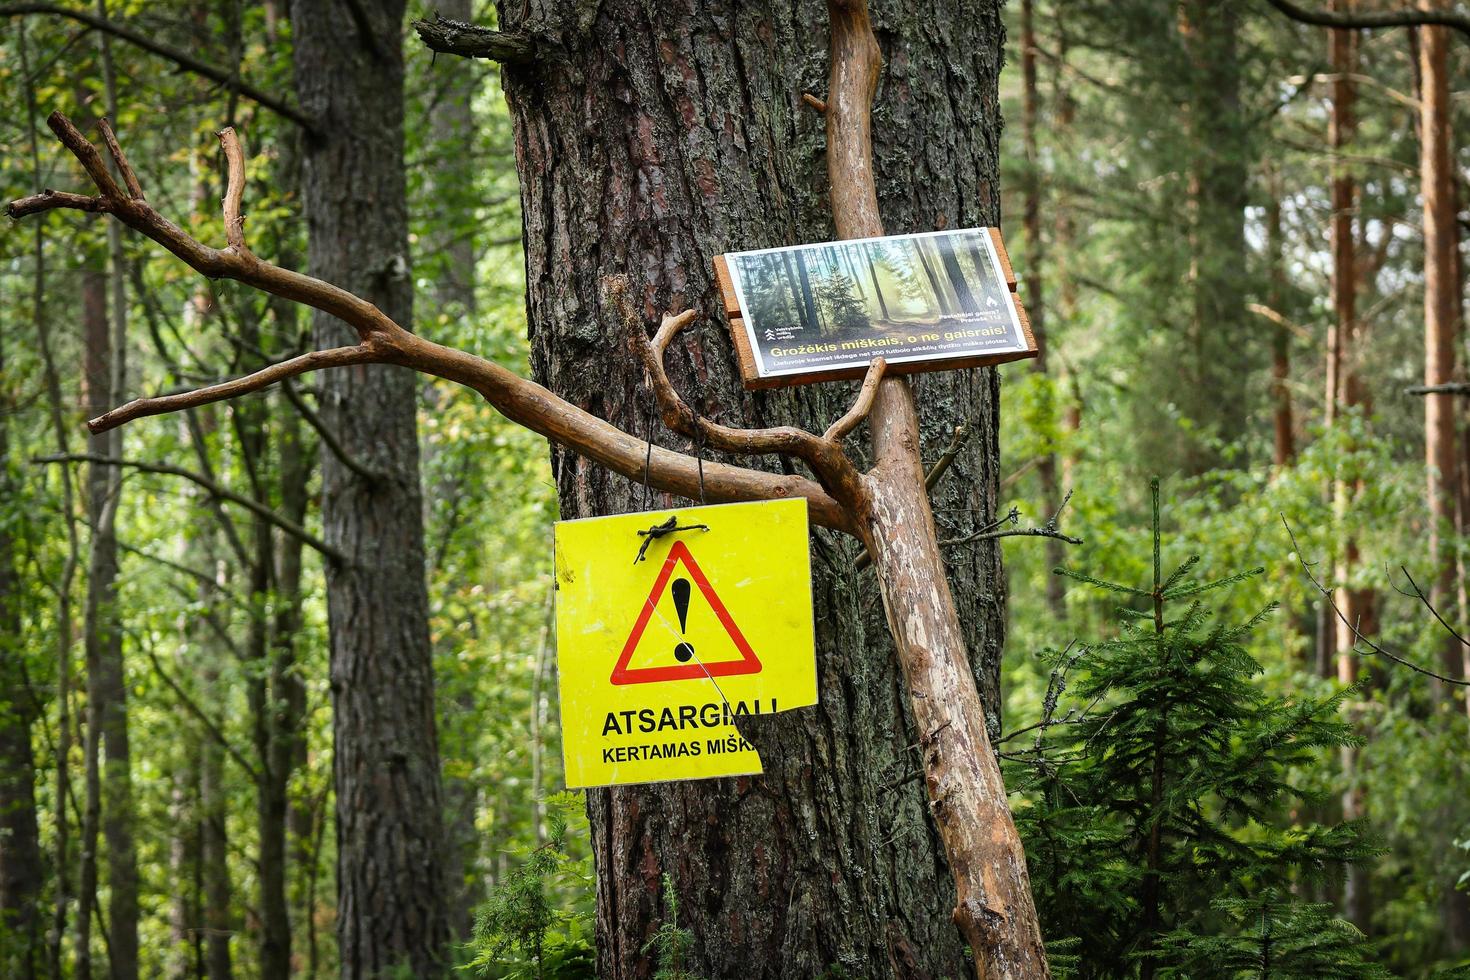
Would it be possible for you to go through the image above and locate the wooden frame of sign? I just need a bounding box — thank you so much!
[713,227,1037,390]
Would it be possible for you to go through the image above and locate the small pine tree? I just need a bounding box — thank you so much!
[642,873,701,980]
[1006,479,1382,978]
[465,794,595,979]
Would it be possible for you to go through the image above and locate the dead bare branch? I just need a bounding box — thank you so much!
[925,422,972,491]
[854,419,974,573]
[279,379,382,485]
[1405,382,1470,396]
[1262,0,1470,41]
[7,112,853,532]
[943,489,1082,547]
[96,118,142,199]
[823,358,886,442]
[137,631,260,781]
[219,127,247,252]
[613,277,867,501]
[89,346,378,433]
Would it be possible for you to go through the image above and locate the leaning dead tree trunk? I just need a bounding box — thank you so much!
[823,5,1046,972]
[9,2,1049,974]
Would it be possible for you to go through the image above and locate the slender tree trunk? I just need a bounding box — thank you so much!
[1325,6,1373,933]
[289,1,450,975]
[233,308,290,980]
[1418,0,1464,710]
[273,399,311,973]
[90,16,140,971]
[1177,0,1250,472]
[274,401,313,959]
[164,750,197,980]
[259,135,315,968]
[199,660,232,980]
[498,0,1037,974]
[421,0,485,934]
[1049,20,1082,498]
[1409,11,1470,949]
[77,260,111,980]
[0,231,44,980]
[21,33,78,980]
[1266,177,1294,467]
[1020,0,1066,621]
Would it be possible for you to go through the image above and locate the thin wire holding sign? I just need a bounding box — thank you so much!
[633,515,710,565]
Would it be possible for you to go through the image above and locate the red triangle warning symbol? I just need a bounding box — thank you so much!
[610,540,762,685]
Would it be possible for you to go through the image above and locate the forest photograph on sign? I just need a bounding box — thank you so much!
[723,227,1032,381]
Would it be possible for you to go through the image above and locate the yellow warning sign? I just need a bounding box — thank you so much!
[553,499,817,788]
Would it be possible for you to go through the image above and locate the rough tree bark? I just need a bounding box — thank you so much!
[289,0,451,974]
[494,0,1039,975]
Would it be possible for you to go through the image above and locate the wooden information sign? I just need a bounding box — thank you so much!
[714,227,1036,389]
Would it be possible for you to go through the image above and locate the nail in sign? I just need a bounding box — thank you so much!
[553,500,817,787]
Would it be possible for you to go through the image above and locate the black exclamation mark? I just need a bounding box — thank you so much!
[671,578,695,663]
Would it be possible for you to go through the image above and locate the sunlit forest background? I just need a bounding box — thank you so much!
[0,0,1467,977]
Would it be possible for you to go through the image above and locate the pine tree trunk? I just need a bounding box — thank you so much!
[1325,9,1373,932]
[498,0,1027,975]
[289,0,451,974]
[91,26,141,976]
[1265,178,1294,467]
[234,312,290,979]
[1177,0,1250,473]
[80,248,137,980]
[1020,0,1066,621]
[1418,0,1463,709]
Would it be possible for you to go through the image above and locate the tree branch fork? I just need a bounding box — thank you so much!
[8,111,923,538]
